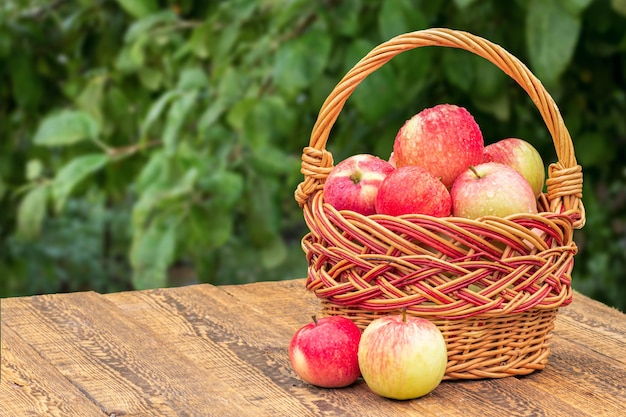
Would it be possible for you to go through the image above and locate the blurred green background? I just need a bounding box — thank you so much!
[1,0,624,311]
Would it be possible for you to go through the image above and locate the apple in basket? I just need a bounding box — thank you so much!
[451,162,538,219]
[358,310,448,400]
[323,154,395,215]
[289,316,362,388]
[483,138,546,197]
[393,104,484,188]
[375,165,452,217]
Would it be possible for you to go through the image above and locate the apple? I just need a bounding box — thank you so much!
[289,316,362,388]
[323,154,395,215]
[358,310,448,400]
[393,104,484,188]
[388,151,396,168]
[375,165,451,217]
[450,162,538,219]
[483,138,546,197]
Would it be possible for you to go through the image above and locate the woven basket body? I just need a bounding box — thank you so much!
[295,28,585,380]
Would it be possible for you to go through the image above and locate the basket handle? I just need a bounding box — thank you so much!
[295,28,584,228]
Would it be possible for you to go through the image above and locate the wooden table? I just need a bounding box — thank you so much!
[1,278,625,416]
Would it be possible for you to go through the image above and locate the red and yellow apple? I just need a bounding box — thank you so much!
[450,162,538,219]
[483,138,545,197]
[289,316,362,388]
[358,311,448,400]
[375,165,451,217]
[323,154,395,215]
[393,104,484,188]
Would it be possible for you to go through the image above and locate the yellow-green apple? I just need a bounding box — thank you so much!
[289,316,361,388]
[375,165,451,217]
[393,104,484,188]
[451,162,538,219]
[358,311,447,400]
[483,138,545,197]
[323,154,395,215]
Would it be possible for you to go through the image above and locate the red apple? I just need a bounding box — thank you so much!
[323,154,395,215]
[393,104,484,188]
[358,311,448,400]
[375,165,451,217]
[451,162,538,219]
[483,138,546,197]
[289,316,362,388]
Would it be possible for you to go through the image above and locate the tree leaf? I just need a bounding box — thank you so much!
[132,168,198,232]
[379,0,415,40]
[258,235,287,269]
[163,90,199,155]
[344,39,398,122]
[140,90,180,140]
[216,67,248,104]
[8,50,43,110]
[76,73,107,127]
[201,204,234,249]
[16,185,49,241]
[274,28,332,95]
[0,176,6,202]
[613,0,626,16]
[26,159,43,181]
[442,49,474,92]
[328,0,362,36]
[526,0,581,85]
[198,97,228,132]
[34,110,100,147]
[557,0,594,15]
[52,154,109,213]
[188,19,212,59]
[124,11,178,43]
[177,66,210,90]
[199,170,244,209]
[135,150,169,194]
[130,213,179,290]
[115,0,160,20]
[453,0,479,9]
[138,67,163,91]
[472,56,506,99]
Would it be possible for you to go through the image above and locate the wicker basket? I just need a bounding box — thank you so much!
[294,28,585,380]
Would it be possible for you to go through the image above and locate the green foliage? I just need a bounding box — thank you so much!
[1,0,624,311]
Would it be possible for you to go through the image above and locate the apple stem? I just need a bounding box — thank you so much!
[312,315,318,326]
[469,166,482,179]
[401,307,407,323]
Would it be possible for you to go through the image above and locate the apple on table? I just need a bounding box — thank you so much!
[289,316,362,388]
[358,310,448,400]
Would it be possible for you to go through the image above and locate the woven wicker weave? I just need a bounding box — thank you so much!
[294,28,585,380]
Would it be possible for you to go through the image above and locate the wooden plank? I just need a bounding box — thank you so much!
[107,285,322,417]
[108,280,610,417]
[523,335,626,416]
[107,284,473,416]
[220,279,626,417]
[1,291,252,417]
[1,322,106,417]
[555,293,626,362]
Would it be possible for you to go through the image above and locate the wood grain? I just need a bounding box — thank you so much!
[2,279,625,417]
[1,322,105,417]
[1,291,250,416]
